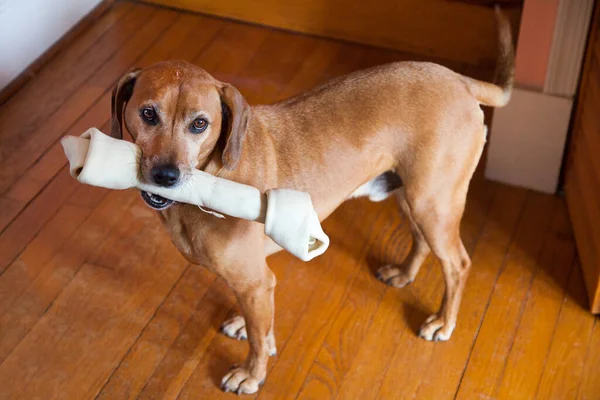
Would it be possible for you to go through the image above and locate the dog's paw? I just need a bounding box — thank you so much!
[418,314,455,342]
[221,366,264,395]
[220,315,247,340]
[220,315,277,356]
[376,265,414,288]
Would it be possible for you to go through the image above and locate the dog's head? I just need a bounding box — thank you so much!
[110,61,250,209]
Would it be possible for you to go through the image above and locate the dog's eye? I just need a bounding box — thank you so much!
[140,107,157,125]
[190,118,208,133]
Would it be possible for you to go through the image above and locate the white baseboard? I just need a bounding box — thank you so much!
[485,87,573,194]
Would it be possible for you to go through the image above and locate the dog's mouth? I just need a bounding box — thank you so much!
[140,191,174,210]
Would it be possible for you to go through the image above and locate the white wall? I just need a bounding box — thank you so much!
[485,0,594,194]
[0,0,102,91]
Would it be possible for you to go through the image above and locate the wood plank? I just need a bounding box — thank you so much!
[95,264,215,400]
[144,0,521,66]
[254,205,371,400]
[0,205,91,316]
[0,190,136,363]
[5,140,80,203]
[192,23,271,86]
[0,200,188,400]
[535,264,596,400]
[336,247,445,400]
[228,33,317,104]
[87,11,200,88]
[298,148,495,399]
[141,243,319,400]
[338,177,494,400]
[0,197,22,236]
[133,277,237,400]
[251,119,420,398]
[3,115,108,206]
[295,201,409,399]
[0,166,80,273]
[401,185,528,400]
[0,192,145,391]
[0,85,108,195]
[0,116,108,234]
[275,41,343,100]
[455,193,556,399]
[333,277,422,400]
[578,318,600,400]
[496,200,576,399]
[344,129,486,400]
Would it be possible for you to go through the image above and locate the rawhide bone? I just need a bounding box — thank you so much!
[60,128,329,261]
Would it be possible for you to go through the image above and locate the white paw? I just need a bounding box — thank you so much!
[220,315,277,356]
[375,265,414,288]
[221,366,264,395]
[418,314,455,341]
[221,315,247,340]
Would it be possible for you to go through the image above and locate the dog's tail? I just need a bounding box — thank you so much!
[461,6,515,107]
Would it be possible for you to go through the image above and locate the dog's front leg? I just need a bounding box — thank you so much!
[220,260,276,395]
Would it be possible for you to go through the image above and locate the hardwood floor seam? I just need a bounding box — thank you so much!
[573,316,598,400]
[94,264,193,400]
[295,207,403,399]
[491,199,559,398]
[452,190,531,399]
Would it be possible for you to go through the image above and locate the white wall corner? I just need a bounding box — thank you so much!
[485,0,594,193]
[0,0,103,91]
[485,88,573,194]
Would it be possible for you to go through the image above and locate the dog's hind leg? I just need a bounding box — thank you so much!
[376,187,430,287]
[408,190,471,342]
[401,128,482,341]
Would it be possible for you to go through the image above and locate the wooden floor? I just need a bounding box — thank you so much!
[0,2,598,399]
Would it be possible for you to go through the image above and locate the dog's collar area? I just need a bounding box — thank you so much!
[140,191,174,210]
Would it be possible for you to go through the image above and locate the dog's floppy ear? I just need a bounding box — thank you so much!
[110,68,141,139]
[219,84,250,170]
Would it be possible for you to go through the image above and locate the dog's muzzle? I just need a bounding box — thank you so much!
[140,191,174,210]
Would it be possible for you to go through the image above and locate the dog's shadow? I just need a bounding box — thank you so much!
[205,176,587,390]
[330,197,435,335]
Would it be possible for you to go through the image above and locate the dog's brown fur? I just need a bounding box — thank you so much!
[110,9,514,394]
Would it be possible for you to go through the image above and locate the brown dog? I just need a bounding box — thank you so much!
[109,9,514,395]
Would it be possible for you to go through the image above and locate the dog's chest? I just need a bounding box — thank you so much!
[157,208,200,263]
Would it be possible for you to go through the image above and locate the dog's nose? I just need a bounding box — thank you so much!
[151,164,180,187]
